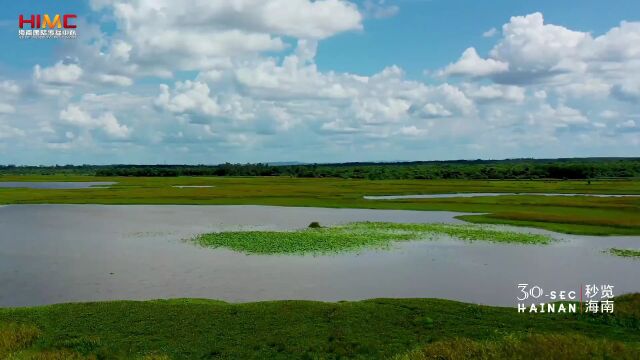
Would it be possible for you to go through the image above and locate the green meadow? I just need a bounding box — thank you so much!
[1,175,639,235]
[194,222,553,255]
[1,294,639,359]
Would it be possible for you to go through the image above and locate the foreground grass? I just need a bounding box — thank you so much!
[394,333,640,360]
[1,176,640,235]
[194,222,553,255]
[609,248,640,258]
[1,294,639,359]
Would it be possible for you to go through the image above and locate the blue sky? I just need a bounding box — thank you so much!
[0,0,639,164]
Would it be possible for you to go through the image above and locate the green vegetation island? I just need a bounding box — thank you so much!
[609,248,640,258]
[193,222,553,255]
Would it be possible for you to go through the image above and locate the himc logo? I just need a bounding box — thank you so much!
[18,14,78,39]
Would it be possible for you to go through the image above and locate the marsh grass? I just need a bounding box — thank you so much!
[194,222,553,255]
[0,322,164,359]
[0,322,104,360]
[608,248,640,258]
[0,323,40,357]
[394,333,640,360]
[6,349,93,359]
[1,295,639,359]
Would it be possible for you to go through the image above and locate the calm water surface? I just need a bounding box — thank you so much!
[0,182,116,189]
[0,205,638,307]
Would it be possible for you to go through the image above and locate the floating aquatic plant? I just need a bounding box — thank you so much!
[193,222,553,255]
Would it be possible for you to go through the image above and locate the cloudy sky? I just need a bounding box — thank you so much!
[1,0,639,165]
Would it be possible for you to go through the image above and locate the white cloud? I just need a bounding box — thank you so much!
[98,74,133,86]
[599,110,619,119]
[398,125,428,137]
[0,103,16,114]
[363,0,399,19]
[100,112,131,138]
[463,84,526,103]
[4,7,640,163]
[60,104,131,139]
[0,81,20,95]
[612,83,640,102]
[617,119,636,129]
[438,48,509,78]
[412,103,452,118]
[0,123,25,139]
[320,119,360,134]
[482,27,498,38]
[444,12,640,98]
[155,81,222,120]
[489,13,588,80]
[33,61,83,85]
[532,104,589,128]
[89,0,363,73]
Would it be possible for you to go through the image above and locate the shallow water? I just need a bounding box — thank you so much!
[0,182,116,189]
[364,192,640,200]
[0,205,638,307]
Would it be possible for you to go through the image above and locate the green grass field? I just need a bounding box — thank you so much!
[1,295,639,359]
[1,175,639,235]
[194,222,553,255]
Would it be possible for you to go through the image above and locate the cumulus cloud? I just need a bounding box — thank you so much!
[88,0,363,73]
[463,84,526,103]
[438,48,509,78]
[411,103,452,118]
[98,74,133,87]
[0,103,16,114]
[33,61,83,85]
[0,81,20,95]
[489,13,589,81]
[442,12,640,100]
[155,81,222,121]
[398,125,428,137]
[154,39,476,139]
[3,6,640,162]
[363,0,399,19]
[530,104,590,128]
[0,123,25,139]
[617,119,636,129]
[482,27,498,38]
[60,104,131,139]
[611,83,640,102]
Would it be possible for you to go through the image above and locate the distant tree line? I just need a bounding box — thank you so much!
[1,158,639,180]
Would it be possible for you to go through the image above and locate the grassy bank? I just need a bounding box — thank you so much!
[1,294,639,359]
[1,176,640,235]
[194,222,553,255]
[394,334,640,360]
